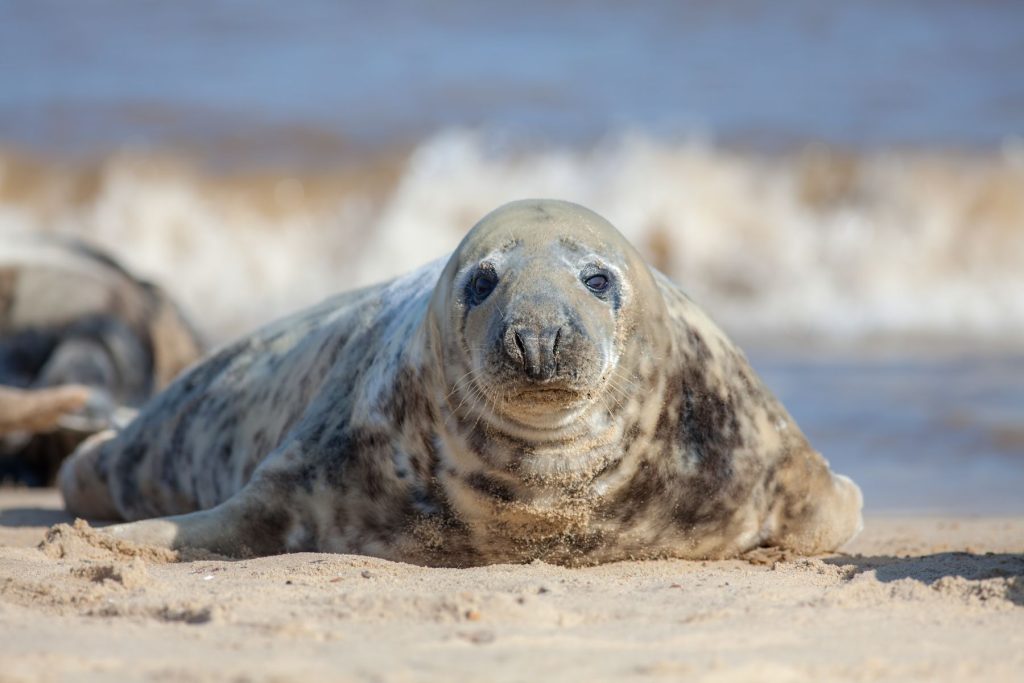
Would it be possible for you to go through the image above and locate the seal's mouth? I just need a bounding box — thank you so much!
[496,381,596,427]
[510,386,582,404]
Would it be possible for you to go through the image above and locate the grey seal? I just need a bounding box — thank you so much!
[59,199,862,566]
[1,232,202,484]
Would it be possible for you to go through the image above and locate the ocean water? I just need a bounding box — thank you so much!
[1,0,1022,155]
[0,1,1021,513]
[758,351,1024,515]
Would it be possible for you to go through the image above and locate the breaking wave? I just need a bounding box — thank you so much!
[2,130,1023,343]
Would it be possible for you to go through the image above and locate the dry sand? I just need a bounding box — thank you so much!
[0,488,1021,683]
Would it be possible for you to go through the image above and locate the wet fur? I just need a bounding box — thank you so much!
[59,200,862,566]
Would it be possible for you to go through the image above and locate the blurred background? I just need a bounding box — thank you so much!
[1,1,1022,512]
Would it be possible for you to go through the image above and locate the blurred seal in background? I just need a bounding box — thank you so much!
[0,232,202,485]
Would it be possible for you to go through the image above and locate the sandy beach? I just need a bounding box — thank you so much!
[0,488,1020,682]
[2,4,1022,681]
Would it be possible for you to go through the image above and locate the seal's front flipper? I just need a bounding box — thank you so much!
[102,492,296,557]
[103,515,192,550]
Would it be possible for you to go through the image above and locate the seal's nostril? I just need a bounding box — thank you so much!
[513,330,527,361]
[552,327,562,358]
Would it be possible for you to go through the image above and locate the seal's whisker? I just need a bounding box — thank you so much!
[452,372,486,414]
[446,371,481,402]
[601,373,635,413]
[466,380,496,433]
[598,387,622,413]
[473,387,499,433]
[445,368,478,400]
[603,370,632,401]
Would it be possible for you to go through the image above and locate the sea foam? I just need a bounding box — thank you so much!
[2,130,1022,343]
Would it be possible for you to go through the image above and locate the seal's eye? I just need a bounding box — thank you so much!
[471,272,497,301]
[584,273,610,293]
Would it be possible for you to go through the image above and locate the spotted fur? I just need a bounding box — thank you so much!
[59,200,862,566]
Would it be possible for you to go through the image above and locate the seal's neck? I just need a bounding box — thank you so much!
[433,347,652,491]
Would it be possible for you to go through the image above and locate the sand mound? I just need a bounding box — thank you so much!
[37,518,228,563]
[39,519,179,563]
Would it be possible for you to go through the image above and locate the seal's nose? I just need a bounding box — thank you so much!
[503,323,562,381]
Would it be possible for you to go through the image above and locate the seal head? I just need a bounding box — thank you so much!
[431,199,665,436]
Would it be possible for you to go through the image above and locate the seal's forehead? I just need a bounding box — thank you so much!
[457,199,629,261]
